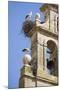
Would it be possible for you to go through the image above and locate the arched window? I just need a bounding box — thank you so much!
[46,40,58,76]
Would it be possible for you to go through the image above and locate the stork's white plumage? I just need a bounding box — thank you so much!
[25,11,32,20]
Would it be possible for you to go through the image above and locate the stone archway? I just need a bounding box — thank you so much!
[46,40,58,76]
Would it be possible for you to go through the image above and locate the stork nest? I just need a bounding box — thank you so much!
[22,20,34,37]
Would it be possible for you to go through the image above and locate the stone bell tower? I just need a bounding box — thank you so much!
[19,4,58,88]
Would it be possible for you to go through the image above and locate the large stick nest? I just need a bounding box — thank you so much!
[22,20,34,37]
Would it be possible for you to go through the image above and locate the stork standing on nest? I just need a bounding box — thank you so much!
[25,11,32,20]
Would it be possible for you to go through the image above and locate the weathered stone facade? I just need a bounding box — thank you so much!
[19,4,58,88]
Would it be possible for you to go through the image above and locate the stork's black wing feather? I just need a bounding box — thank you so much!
[22,49,26,52]
[25,15,29,19]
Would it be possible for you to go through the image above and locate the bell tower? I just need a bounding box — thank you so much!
[19,4,58,88]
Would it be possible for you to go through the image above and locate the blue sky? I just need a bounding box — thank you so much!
[8,1,44,89]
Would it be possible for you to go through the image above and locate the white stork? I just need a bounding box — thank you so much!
[22,48,31,52]
[25,11,32,20]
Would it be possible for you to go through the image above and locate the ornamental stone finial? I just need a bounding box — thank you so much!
[35,13,40,20]
[35,13,41,25]
[23,54,31,65]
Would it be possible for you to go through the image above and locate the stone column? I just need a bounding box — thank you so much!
[43,42,47,72]
[31,31,45,76]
